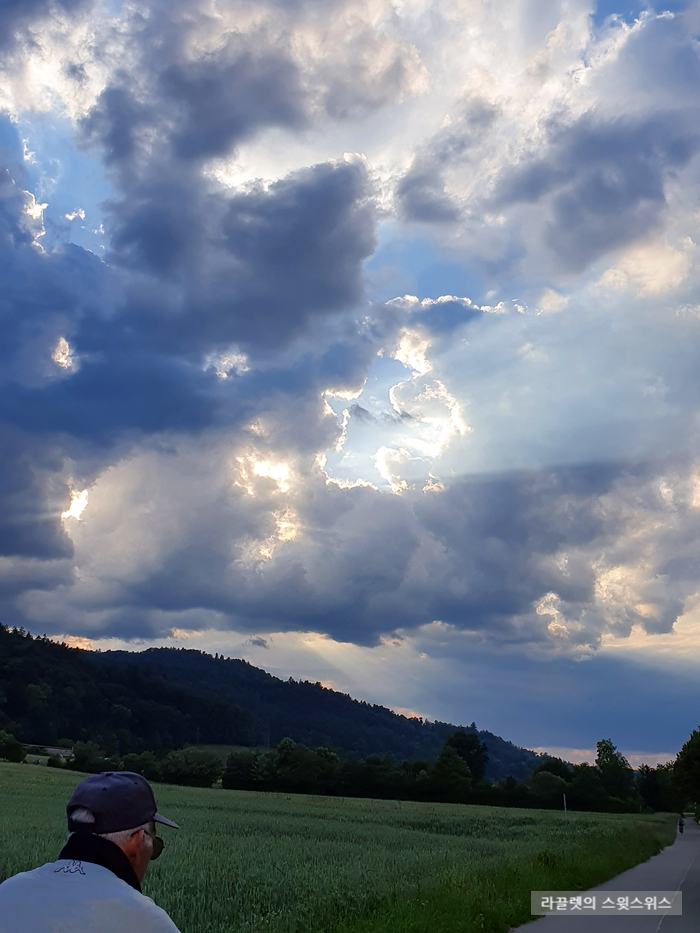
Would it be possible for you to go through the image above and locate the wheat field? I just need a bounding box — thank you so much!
[0,762,674,933]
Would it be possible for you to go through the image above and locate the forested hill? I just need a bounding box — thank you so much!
[0,626,541,781]
[101,647,541,779]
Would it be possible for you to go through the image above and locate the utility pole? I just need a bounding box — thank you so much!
[563,793,567,814]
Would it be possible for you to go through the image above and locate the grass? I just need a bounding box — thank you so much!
[0,762,675,933]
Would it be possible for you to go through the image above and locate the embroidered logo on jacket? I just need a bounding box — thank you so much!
[54,860,86,875]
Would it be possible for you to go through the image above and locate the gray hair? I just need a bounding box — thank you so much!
[70,806,154,845]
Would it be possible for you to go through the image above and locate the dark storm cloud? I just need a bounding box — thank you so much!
[80,0,421,172]
[75,4,315,305]
[409,463,620,629]
[0,355,223,437]
[495,112,700,271]
[217,162,376,345]
[396,167,460,223]
[160,51,306,161]
[97,159,376,351]
[72,0,422,346]
[76,3,379,348]
[0,128,87,559]
[76,0,411,277]
[80,85,155,169]
[0,428,73,560]
[82,46,306,169]
[0,95,377,576]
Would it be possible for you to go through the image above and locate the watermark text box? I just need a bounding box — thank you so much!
[531,892,682,916]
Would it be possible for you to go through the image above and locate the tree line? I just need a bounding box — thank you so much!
[218,736,688,812]
[5,726,700,815]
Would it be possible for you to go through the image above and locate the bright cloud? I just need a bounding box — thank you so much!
[60,489,89,522]
[598,240,695,296]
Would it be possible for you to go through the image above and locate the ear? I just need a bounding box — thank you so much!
[120,829,144,867]
[119,828,152,882]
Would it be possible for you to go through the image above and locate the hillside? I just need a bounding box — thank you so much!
[0,626,542,781]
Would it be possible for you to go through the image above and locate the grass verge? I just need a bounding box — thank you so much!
[333,816,675,933]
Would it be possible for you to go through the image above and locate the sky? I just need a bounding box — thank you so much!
[2,0,700,766]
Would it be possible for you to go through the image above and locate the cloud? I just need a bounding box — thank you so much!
[246,635,270,649]
[0,122,97,562]
[15,436,700,666]
[81,158,376,353]
[494,112,700,273]
[0,0,87,51]
[597,238,694,295]
[538,288,568,314]
[396,102,497,224]
[397,165,461,224]
[81,43,306,171]
[5,0,700,754]
[387,6,700,285]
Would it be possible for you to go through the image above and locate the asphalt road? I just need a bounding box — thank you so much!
[513,820,700,933]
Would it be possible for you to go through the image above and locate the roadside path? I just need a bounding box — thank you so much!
[513,820,700,933]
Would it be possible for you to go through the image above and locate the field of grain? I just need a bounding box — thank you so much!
[0,762,675,933]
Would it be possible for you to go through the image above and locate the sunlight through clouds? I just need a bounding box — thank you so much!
[52,337,77,371]
[60,488,89,522]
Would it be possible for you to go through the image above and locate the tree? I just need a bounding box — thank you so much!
[596,739,634,800]
[0,729,24,763]
[428,745,472,802]
[273,738,324,793]
[531,770,567,801]
[314,746,341,794]
[674,728,700,805]
[223,749,260,790]
[336,754,406,799]
[637,764,658,810]
[654,761,684,812]
[66,741,106,773]
[535,758,572,781]
[568,763,606,808]
[121,751,162,782]
[159,747,223,787]
[445,731,489,783]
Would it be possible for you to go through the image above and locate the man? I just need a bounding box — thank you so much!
[0,771,181,932]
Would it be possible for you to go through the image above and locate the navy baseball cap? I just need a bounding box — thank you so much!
[67,771,179,835]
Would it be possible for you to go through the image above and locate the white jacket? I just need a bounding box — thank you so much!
[0,858,181,933]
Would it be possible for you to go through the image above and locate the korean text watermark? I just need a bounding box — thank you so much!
[531,892,682,916]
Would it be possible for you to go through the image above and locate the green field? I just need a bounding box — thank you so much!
[0,762,675,933]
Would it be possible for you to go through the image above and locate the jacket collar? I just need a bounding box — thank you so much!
[58,833,142,892]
